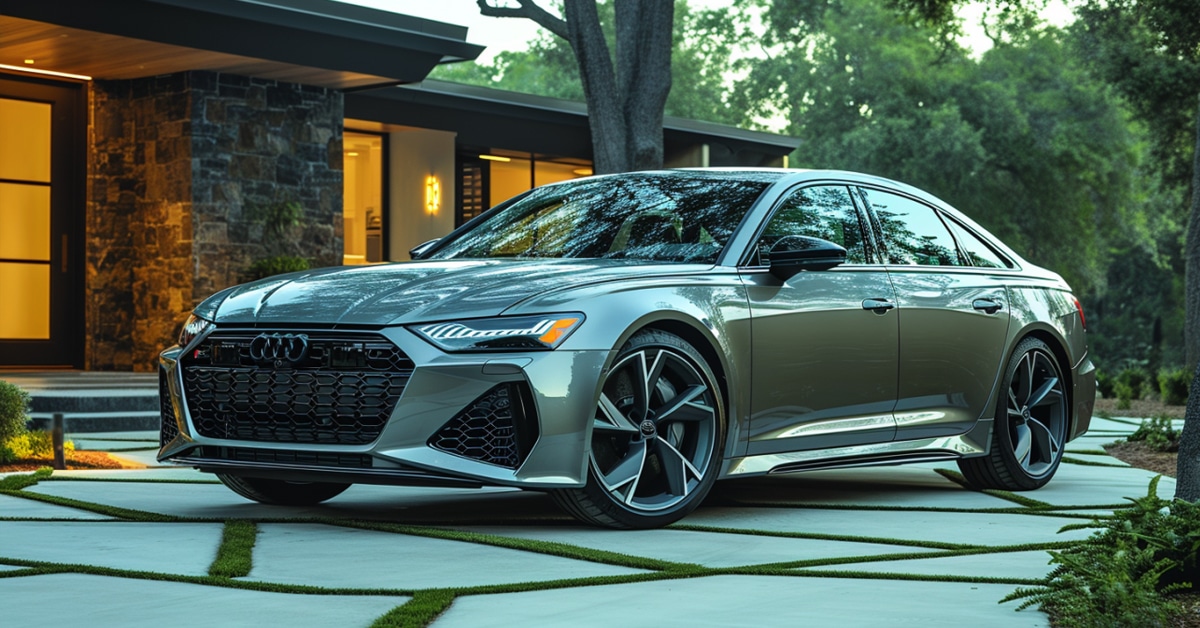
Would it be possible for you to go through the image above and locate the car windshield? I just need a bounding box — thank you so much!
[427,172,777,263]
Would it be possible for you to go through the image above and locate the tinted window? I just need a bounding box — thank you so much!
[428,173,774,263]
[864,189,962,266]
[945,218,1012,269]
[758,185,869,264]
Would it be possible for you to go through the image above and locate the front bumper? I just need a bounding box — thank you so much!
[158,325,610,489]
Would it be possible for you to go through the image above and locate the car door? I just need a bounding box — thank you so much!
[858,186,1012,439]
[741,184,899,455]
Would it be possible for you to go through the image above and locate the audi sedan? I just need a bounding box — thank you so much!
[158,168,1095,528]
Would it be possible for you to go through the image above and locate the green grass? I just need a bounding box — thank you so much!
[209,520,258,578]
[372,591,456,628]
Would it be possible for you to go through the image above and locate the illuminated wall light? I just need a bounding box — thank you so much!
[425,175,440,213]
[0,63,92,81]
[346,152,359,157]
[479,154,511,162]
[23,59,34,64]
[572,168,593,176]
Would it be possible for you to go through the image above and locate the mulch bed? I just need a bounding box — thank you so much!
[0,450,127,473]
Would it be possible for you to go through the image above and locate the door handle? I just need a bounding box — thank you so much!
[973,298,1003,314]
[862,298,895,313]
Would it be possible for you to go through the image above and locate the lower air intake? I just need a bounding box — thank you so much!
[429,382,538,469]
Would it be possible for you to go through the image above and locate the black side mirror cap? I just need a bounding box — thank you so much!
[768,235,847,280]
[409,239,441,260]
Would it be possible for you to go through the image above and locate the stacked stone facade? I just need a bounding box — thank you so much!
[86,71,343,371]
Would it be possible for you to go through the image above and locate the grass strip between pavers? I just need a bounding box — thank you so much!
[372,590,456,628]
[0,488,179,521]
[209,520,257,578]
[932,468,1053,508]
[1067,449,1112,455]
[0,468,53,491]
[330,519,694,572]
[1060,456,1130,468]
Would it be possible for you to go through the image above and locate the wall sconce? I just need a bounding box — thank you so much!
[425,175,440,213]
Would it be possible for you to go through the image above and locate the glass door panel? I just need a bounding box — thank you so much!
[0,98,52,341]
[343,132,384,265]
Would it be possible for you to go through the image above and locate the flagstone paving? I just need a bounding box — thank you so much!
[0,418,1169,627]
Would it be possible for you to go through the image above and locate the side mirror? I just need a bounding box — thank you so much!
[409,239,441,260]
[768,235,846,280]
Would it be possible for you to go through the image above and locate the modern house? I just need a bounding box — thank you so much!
[0,0,800,372]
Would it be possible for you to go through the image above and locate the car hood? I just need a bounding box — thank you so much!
[206,259,709,326]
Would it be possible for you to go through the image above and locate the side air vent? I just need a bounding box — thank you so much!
[159,368,179,447]
[429,382,538,469]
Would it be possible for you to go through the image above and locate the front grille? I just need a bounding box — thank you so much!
[430,382,538,468]
[159,368,179,447]
[192,446,373,469]
[180,331,413,444]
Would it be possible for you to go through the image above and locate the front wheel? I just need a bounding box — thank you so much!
[552,329,725,528]
[216,474,351,506]
[958,337,1069,490]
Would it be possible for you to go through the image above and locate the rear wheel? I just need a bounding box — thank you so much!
[959,337,1068,490]
[216,474,351,506]
[552,329,724,528]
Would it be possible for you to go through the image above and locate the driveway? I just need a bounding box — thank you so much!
[0,416,1168,627]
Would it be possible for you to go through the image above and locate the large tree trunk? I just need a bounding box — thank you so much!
[477,0,673,174]
[615,0,673,171]
[1176,93,1200,501]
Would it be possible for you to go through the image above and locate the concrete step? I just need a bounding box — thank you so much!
[27,411,161,433]
[3,372,160,434]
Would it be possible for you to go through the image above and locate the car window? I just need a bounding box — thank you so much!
[428,173,775,263]
[757,185,868,264]
[944,218,1012,269]
[864,189,963,266]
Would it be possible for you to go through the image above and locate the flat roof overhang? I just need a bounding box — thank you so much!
[0,0,484,89]
[346,79,801,163]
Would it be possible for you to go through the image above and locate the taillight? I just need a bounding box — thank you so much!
[1072,297,1086,331]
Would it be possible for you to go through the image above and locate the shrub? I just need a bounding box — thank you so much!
[1116,367,1152,402]
[244,255,311,281]
[3,431,73,460]
[0,380,30,442]
[1004,476,1196,627]
[1158,367,1191,406]
[1096,369,1114,399]
[1128,416,1181,452]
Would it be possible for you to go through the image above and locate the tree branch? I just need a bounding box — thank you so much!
[477,0,569,40]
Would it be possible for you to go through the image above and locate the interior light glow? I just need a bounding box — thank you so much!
[572,168,593,176]
[479,154,511,162]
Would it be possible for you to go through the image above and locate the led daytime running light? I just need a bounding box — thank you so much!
[420,317,578,343]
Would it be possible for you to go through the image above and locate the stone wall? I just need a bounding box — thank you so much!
[86,71,344,371]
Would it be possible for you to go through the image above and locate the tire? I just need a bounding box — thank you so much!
[551,329,725,528]
[216,474,351,506]
[959,336,1069,490]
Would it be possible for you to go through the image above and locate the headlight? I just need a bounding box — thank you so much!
[178,313,213,348]
[410,313,584,352]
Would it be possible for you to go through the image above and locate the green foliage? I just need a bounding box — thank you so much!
[244,255,311,281]
[0,380,30,442]
[2,431,74,461]
[1096,369,1114,398]
[432,1,755,127]
[1128,416,1182,452]
[1116,367,1153,401]
[247,200,304,242]
[1158,367,1191,406]
[1003,477,1193,626]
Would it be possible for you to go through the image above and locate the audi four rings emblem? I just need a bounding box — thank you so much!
[249,333,309,365]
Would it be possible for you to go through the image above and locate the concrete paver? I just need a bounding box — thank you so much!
[0,493,115,519]
[432,575,1049,627]
[246,523,647,589]
[0,573,408,628]
[1,521,222,575]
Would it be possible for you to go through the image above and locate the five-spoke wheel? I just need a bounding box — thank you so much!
[959,337,1068,490]
[552,329,724,528]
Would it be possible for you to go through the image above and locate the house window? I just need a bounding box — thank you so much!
[458,149,592,227]
[343,131,385,264]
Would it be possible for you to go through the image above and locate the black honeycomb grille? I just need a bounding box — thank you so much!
[159,368,179,447]
[429,383,537,469]
[181,331,413,445]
